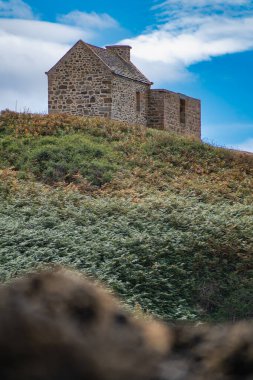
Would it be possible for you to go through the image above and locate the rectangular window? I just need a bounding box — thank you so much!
[136,91,141,112]
[180,98,186,125]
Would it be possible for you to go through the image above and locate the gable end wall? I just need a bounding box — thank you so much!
[47,42,113,117]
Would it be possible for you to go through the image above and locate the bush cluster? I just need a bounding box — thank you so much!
[0,183,252,322]
[0,111,252,322]
[0,134,118,187]
[0,110,252,203]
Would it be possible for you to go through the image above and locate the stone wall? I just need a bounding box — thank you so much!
[147,91,165,130]
[183,95,201,139]
[148,89,201,139]
[164,91,181,134]
[47,42,113,117]
[47,41,201,137]
[111,76,150,126]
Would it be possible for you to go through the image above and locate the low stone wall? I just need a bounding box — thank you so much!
[148,89,201,139]
[147,91,165,129]
[163,91,181,134]
[183,95,201,139]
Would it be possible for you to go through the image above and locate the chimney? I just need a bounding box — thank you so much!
[106,45,132,62]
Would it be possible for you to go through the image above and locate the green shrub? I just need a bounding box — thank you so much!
[0,111,252,203]
[0,111,252,322]
[0,135,118,187]
[0,185,252,322]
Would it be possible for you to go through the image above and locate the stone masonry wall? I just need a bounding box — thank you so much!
[147,91,165,130]
[148,89,201,139]
[47,42,113,117]
[183,96,201,139]
[164,91,181,134]
[47,41,201,136]
[111,76,150,127]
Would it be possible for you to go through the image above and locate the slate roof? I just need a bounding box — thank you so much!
[47,40,152,85]
[85,42,152,85]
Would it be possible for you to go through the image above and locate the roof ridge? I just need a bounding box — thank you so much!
[47,40,152,85]
[88,43,152,85]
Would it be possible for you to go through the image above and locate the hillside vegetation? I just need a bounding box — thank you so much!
[0,110,252,321]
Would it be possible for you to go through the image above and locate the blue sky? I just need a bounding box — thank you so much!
[0,0,253,151]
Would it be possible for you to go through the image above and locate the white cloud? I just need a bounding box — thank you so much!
[176,0,247,3]
[0,19,89,42]
[0,0,34,19]
[119,10,253,84]
[116,0,253,84]
[234,138,253,153]
[157,0,250,7]
[0,4,121,112]
[0,19,88,112]
[133,57,192,84]
[155,0,251,15]
[58,11,119,30]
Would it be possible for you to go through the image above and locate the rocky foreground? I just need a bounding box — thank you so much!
[0,267,252,380]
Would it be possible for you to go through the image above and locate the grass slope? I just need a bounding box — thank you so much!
[0,110,252,322]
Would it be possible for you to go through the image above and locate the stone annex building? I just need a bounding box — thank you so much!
[46,40,201,138]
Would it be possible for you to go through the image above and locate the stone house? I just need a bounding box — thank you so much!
[46,40,201,139]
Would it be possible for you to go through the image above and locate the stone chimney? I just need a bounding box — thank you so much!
[106,45,132,62]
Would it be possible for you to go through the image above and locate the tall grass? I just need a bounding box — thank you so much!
[0,110,252,203]
[0,110,252,322]
[0,177,252,321]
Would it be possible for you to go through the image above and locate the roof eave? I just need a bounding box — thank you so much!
[112,72,152,85]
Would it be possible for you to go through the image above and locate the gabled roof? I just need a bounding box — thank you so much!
[47,40,152,85]
[86,43,152,85]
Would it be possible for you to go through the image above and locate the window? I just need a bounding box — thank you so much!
[136,91,141,112]
[180,98,186,125]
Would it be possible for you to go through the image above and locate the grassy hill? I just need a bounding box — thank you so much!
[0,110,252,322]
